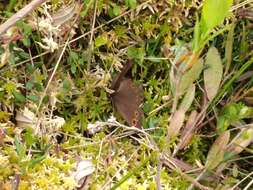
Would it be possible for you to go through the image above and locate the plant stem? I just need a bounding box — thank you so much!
[110,156,151,190]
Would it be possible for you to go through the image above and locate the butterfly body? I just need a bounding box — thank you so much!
[110,60,143,128]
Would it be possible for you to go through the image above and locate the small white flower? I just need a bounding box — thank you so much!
[37,37,59,52]
[108,115,116,123]
[87,121,103,134]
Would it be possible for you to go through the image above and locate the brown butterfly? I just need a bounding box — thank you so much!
[110,60,143,128]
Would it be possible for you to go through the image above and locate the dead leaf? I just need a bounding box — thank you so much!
[179,58,203,96]
[0,44,10,68]
[16,107,65,136]
[164,156,193,172]
[73,160,95,188]
[176,110,198,152]
[204,46,223,101]
[0,128,5,145]
[168,109,185,137]
[52,3,78,26]
[15,107,37,128]
[227,127,253,155]
[215,127,253,175]
[205,131,230,170]
[236,71,253,82]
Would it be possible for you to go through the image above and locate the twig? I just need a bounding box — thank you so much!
[87,0,97,71]
[34,37,69,134]
[244,179,253,190]
[162,155,212,190]
[187,169,207,190]
[12,174,20,190]
[149,101,172,116]
[95,136,105,178]
[0,0,47,36]
[230,0,253,11]
[231,170,253,190]
[101,147,140,189]
[156,155,162,190]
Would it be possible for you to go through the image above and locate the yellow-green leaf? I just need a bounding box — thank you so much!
[201,0,233,34]
[179,58,203,95]
[204,46,223,101]
[205,131,230,170]
[179,84,196,112]
[95,34,108,47]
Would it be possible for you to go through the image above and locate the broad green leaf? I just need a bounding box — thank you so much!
[14,136,26,159]
[27,95,39,103]
[127,46,145,60]
[16,22,32,47]
[34,83,44,92]
[9,53,15,65]
[112,5,121,16]
[26,80,34,90]
[0,111,10,121]
[13,91,26,103]
[7,0,17,12]
[80,0,93,17]
[179,84,196,112]
[28,155,46,168]
[69,51,79,62]
[18,51,30,59]
[192,14,200,52]
[201,0,233,34]
[125,0,137,9]
[204,46,223,101]
[217,103,253,133]
[205,131,230,170]
[179,58,203,95]
[24,128,36,146]
[22,38,31,47]
[63,79,71,91]
[217,116,229,133]
[109,4,121,18]
[71,63,77,74]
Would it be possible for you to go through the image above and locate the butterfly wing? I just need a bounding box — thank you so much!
[111,60,133,90]
[111,78,143,128]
